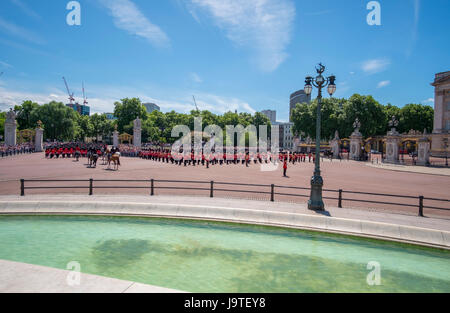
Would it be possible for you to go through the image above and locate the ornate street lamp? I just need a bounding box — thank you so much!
[304,63,336,211]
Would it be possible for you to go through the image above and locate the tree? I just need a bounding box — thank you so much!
[383,103,401,133]
[30,101,77,141]
[252,112,271,139]
[75,114,92,141]
[0,111,6,140]
[292,102,315,139]
[90,113,113,139]
[343,94,386,137]
[291,98,345,140]
[113,98,147,132]
[398,103,434,134]
[14,100,39,130]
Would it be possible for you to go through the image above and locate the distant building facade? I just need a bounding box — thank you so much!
[289,90,311,122]
[105,113,117,120]
[431,71,450,157]
[143,103,160,114]
[66,103,90,116]
[278,122,294,151]
[261,110,276,124]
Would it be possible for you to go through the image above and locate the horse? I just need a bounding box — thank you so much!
[102,149,111,165]
[108,152,121,171]
[89,153,99,168]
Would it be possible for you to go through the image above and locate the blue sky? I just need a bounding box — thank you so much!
[0,0,448,121]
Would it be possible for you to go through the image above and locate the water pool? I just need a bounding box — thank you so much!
[0,215,449,292]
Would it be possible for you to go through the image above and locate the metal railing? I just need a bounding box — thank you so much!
[19,178,450,218]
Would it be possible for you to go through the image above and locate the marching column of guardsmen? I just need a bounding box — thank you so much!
[44,143,108,159]
[138,148,316,168]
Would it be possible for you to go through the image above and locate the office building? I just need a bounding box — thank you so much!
[289,90,311,122]
[143,103,160,114]
[261,110,277,124]
[66,103,90,116]
[105,113,117,120]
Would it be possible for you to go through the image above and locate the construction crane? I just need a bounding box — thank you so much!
[82,82,88,106]
[62,77,75,105]
[192,95,199,112]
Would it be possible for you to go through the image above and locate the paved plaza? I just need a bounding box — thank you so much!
[0,259,184,293]
[0,153,449,218]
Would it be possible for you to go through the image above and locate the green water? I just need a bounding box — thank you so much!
[0,215,449,293]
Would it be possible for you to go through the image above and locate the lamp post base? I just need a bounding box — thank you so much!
[308,175,325,211]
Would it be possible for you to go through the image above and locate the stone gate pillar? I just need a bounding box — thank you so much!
[385,116,401,164]
[35,121,44,152]
[133,118,142,148]
[385,135,401,164]
[350,118,363,160]
[4,109,17,146]
[417,130,430,166]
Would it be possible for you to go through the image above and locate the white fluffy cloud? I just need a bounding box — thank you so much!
[377,80,390,88]
[189,0,295,72]
[190,72,203,83]
[362,58,390,74]
[0,86,256,116]
[422,98,434,104]
[99,0,170,47]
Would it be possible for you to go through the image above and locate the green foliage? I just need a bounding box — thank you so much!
[291,94,434,139]
[75,114,93,141]
[113,98,147,132]
[30,101,78,141]
[397,103,434,134]
[292,97,345,139]
[0,111,5,139]
[6,93,434,144]
[343,94,386,137]
[14,100,39,130]
[90,113,113,138]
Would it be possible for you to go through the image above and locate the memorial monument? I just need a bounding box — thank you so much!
[113,124,119,147]
[133,118,142,148]
[35,121,44,152]
[330,130,340,159]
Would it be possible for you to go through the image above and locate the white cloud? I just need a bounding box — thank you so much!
[422,98,434,104]
[99,0,170,47]
[187,93,256,114]
[0,61,13,68]
[361,58,390,74]
[0,86,256,116]
[10,0,42,20]
[190,72,203,83]
[189,0,295,72]
[0,17,45,45]
[377,80,390,88]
